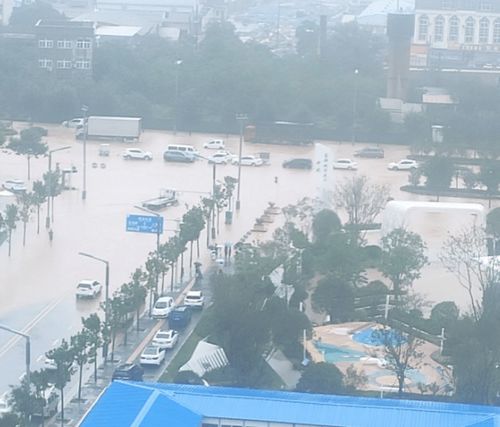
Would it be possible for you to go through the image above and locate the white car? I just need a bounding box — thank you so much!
[3,179,27,193]
[0,392,11,415]
[232,155,263,166]
[388,159,419,171]
[207,151,235,164]
[333,159,358,170]
[203,139,225,150]
[62,118,84,128]
[184,290,204,309]
[76,280,102,299]
[151,296,175,319]
[122,148,153,160]
[152,329,179,350]
[43,356,57,371]
[140,345,165,366]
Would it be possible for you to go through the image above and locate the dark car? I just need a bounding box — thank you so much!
[168,305,192,330]
[112,363,144,381]
[163,151,195,163]
[353,147,385,158]
[282,158,313,169]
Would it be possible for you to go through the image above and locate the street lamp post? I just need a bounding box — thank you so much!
[0,325,30,407]
[45,146,71,229]
[174,60,183,135]
[78,252,109,360]
[81,105,88,200]
[235,113,247,210]
[351,69,359,146]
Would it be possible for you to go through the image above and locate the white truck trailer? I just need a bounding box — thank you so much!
[76,116,142,141]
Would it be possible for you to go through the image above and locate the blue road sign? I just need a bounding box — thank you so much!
[126,214,163,234]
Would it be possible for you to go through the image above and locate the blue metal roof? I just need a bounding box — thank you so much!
[79,381,500,427]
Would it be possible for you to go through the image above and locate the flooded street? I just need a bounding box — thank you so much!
[0,123,498,393]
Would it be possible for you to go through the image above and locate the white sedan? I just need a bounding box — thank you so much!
[208,152,231,164]
[388,159,419,171]
[333,159,358,170]
[122,148,153,160]
[3,179,27,193]
[203,139,225,150]
[62,118,84,128]
[140,345,165,366]
[232,155,263,166]
[152,329,179,350]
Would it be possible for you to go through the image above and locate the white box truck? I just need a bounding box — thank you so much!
[76,116,142,141]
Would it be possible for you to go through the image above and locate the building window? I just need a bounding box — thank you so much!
[76,39,91,49]
[494,19,500,43]
[38,59,53,69]
[434,16,444,42]
[449,16,459,41]
[75,60,91,69]
[465,17,475,43]
[418,15,429,41]
[38,39,53,48]
[57,40,73,49]
[480,0,492,11]
[479,17,490,43]
[441,0,452,8]
[56,60,72,69]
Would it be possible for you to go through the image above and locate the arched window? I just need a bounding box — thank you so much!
[449,16,459,41]
[479,17,490,43]
[465,17,475,43]
[493,18,500,43]
[418,15,429,41]
[434,15,445,42]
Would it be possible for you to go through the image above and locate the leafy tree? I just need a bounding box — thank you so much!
[379,228,428,305]
[343,364,368,392]
[312,275,355,322]
[4,204,19,257]
[478,163,500,207]
[296,362,344,394]
[122,275,147,332]
[31,180,46,234]
[46,339,75,425]
[18,191,33,246]
[430,301,459,330]
[30,369,51,420]
[421,156,455,201]
[373,328,423,397]
[81,313,102,383]
[70,330,89,402]
[487,207,500,240]
[7,128,48,180]
[9,376,36,425]
[0,412,20,427]
[311,209,341,243]
[334,175,390,231]
[9,1,66,27]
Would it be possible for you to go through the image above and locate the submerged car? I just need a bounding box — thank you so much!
[282,158,312,169]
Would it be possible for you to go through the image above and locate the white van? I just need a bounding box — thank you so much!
[166,144,198,160]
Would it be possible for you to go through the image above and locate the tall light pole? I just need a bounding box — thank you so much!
[45,146,71,229]
[235,113,247,210]
[351,69,359,146]
[0,325,30,412]
[174,60,183,135]
[81,105,88,200]
[78,252,109,360]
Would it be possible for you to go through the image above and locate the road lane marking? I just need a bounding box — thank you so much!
[0,294,67,360]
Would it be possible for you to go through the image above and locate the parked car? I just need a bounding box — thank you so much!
[388,159,419,170]
[333,159,358,170]
[208,152,231,164]
[3,179,27,193]
[232,155,264,166]
[122,148,153,160]
[112,363,144,381]
[76,280,102,299]
[62,118,84,128]
[163,150,195,163]
[152,329,179,350]
[140,345,165,366]
[203,139,225,150]
[168,305,192,330]
[151,296,175,319]
[43,356,57,371]
[184,291,204,309]
[282,158,312,169]
[354,147,385,158]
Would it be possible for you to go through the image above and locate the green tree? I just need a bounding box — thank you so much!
[9,2,66,27]
[30,369,51,420]
[9,376,36,426]
[478,163,500,207]
[430,301,459,330]
[122,275,147,332]
[311,209,341,244]
[31,180,46,234]
[0,412,20,427]
[46,339,75,426]
[296,362,344,394]
[18,191,33,246]
[421,156,455,201]
[487,207,500,238]
[7,128,48,180]
[81,313,102,383]
[379,228,428,305]
[4,204,19,257]
[70,330,89,402]
[312,275,355,322]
